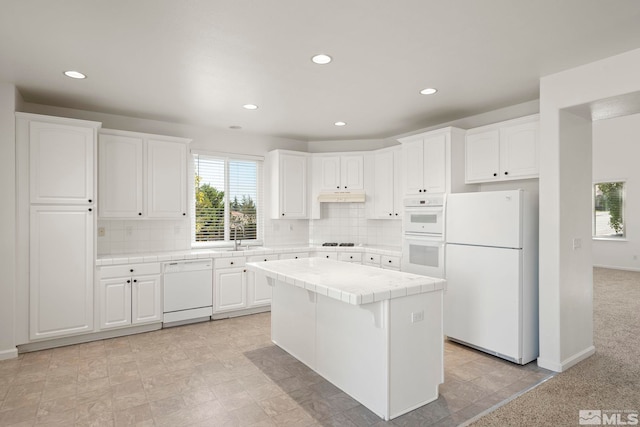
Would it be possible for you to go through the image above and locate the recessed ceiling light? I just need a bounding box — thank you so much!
[229,125,242,130]
[64,70,86,79]
[243,104,258,110]
[311,54,332,65]
[334,121,346,126]
[420,88,438,95]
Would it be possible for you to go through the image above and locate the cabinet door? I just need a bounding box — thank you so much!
[100,278,132,330]
[341,155,364,190]
[373,151,395,218]
[147,139,187,218]
[247,270,272,307]
[132,275,162,325]
[98,134,144,217]
[500,121,539,179]
[423,133,446,193]
[30,206,94,339]
[392,148,403,216]
[465,130,500,183]
[402,139,425,195]
[319,156,341,190]
[280,153,308,218]
[29,121,94,204]
[215,267,247,312]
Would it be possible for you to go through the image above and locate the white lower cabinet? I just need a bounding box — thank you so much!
[214,266,247,312]
[98,263,162,330]
[29,205,95,340]
[247,254,278,307]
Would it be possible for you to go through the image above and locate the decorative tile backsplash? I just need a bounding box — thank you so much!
[309,203,402,247]
[97,203,402,256]
[97,219,191,255]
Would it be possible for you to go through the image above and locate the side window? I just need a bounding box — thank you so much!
[593,181,625,238]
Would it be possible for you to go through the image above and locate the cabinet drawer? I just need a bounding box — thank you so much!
[338,252,362,263]
[364,253,381,265]
[381,255,401,270]
[99,263,161,279]
[316,252,338,260]
[247,254,278,263]
[215,256,246,268]
[279,252,309,260]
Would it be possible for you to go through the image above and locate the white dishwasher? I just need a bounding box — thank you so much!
[163,260,213,325]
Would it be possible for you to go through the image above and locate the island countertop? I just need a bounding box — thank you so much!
[246,257,445,306]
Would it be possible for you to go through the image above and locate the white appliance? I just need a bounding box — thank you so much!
[163,260,213,325]
[403,196,445,236]
[444,189,538,364]
[401,195,445,278]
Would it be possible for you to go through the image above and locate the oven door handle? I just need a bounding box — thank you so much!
[403,232,444,241]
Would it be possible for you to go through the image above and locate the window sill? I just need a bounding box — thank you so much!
[592,237,627,242]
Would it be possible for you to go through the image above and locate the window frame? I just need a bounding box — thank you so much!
[190,149,264,248]
[592,179,626,240]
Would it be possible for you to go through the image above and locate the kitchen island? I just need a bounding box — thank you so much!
[246,258,445,421]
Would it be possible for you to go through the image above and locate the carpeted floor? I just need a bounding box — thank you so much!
[471,267,640,426]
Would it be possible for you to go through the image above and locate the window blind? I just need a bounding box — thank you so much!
[193,154,262,244]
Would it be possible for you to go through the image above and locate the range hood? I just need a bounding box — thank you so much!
[317,190,366,203]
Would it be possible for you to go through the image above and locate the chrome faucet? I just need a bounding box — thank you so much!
[233,224,245,251]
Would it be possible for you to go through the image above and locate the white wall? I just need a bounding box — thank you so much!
[538,47,640,372]
[592,113,640,270]
[0,84,20,359]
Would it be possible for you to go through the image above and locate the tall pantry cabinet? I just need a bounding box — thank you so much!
[16,113,101,342]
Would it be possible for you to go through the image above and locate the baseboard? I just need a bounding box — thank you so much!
[537,345,595,372]
[0,348,18,360]
[593,264,640,272]
[18,323,162,353]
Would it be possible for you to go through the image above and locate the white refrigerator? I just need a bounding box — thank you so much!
[444,189,538,364]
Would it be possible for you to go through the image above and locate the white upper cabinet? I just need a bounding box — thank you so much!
[268,150,309,219]
[147,139,187,218]
[372,147,402,219]
[399,127,467,195]
[465,115,539,183]
[318,155,364,191]
[98,130,190,219]
[29,121,96,205]
[98,133,144,217]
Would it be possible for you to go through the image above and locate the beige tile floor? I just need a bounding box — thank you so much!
[0,313,552,426]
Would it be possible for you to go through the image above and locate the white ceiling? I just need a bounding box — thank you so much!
[2,1,640,141]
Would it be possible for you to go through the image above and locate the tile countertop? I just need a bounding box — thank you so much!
[246,258,445,306]
[95,244,402,266]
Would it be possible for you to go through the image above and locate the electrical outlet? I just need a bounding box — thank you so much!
[572,238,582,250]
[411,311,424,323]
[98,227,106,237]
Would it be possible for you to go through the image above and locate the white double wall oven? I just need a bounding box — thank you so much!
[401,195,445,278]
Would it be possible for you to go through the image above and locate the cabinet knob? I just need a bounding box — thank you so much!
[370,257,374,260]
[264,259,267,262]
[130,269,134,272]
[230,261,234,265]
[282,213,285,216]
[395,213,398,216]
[504,171,509,175]
[336,186,340,189]
[388,260,392,263]
[344,186,347,189]
[127,280,131,283]
[418,189,422,192]
[326,255,329,258]
[493,173,497,177]
[243,269,247,273]
[138,212,142,216]
[182,213,186,216]
[423,189,427,192]
[295,256,298,259]
[133,279,137,283]
[88,199,92,203]
[88,208,92,212]
[389,213,392,216]
[350,256,353,259]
